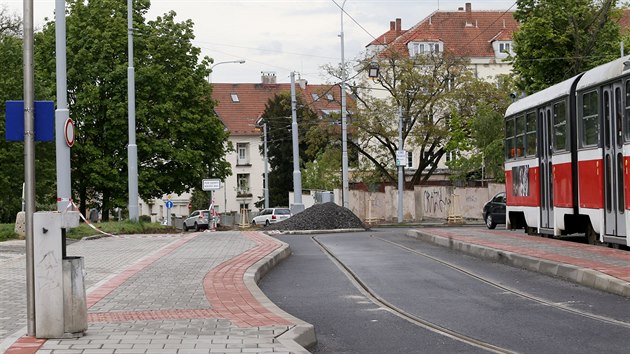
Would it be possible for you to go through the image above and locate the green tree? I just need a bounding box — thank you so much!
[513,0,624,93]
[259,92,318,207]
[34,0,231,220]
[0,9,57,223]
[333,51,472,186]
[445,76,516,183]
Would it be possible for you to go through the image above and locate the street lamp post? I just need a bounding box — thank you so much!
[208,60,245,82]
[340,0,349,209]
[128,0,139,222]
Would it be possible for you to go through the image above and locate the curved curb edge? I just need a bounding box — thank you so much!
[243,235,317,353]
[406,229,630,297]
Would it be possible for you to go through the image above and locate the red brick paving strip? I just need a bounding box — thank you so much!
[86,234,197,308]
[427,228,630,282]
[86,231,291,327]
[6,231,290,353]
[202,231,292,327]
[3,337,46,354]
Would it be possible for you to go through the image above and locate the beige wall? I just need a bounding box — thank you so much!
[330,183,505,223]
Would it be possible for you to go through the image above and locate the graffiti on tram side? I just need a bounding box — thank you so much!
[424,189,451,214]
[512,165,529,197]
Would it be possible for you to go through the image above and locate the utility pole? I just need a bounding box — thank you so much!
[263,122,269,209]
[55,0,71,214]
[127,0,139,221]
[23,0,36,337]
[290,72,304,214]
[398,106,404,223]
[340,0,349,209]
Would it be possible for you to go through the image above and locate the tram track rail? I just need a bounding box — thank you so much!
[372,235,630,329]
[311,233,630,353]
[311,235,518,354]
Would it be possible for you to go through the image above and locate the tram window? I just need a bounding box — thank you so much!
[625,80,630,141]
[505,118,515,159]
[615,87,622,147]
[553,101,567,151]
[526,112,537,156]
[582,90,599,146]
[515,114,526,157]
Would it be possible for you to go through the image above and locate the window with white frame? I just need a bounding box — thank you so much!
[230,93,240,102]
[237,174,250,196]
[495,41,513,57]
[408,41,441,56]
[237,143,249,165]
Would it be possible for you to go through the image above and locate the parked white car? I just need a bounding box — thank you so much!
[251,208,291,226]
[183,210,210,231]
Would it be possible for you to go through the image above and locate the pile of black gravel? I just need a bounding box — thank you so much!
[265,202,368,231]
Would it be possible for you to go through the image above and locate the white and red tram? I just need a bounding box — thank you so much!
[504,55,630,247]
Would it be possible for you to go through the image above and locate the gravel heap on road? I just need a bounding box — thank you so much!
[265,202,368,231]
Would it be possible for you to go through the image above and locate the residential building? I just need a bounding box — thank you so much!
[212,72,354,215]
[367,2,519,84]
[362,2,518,178]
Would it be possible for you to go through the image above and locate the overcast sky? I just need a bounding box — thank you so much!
[3,0,517,84]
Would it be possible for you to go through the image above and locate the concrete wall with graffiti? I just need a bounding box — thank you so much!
[330,183,505,223]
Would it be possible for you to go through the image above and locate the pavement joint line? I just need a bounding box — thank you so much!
[85,234,199,308]
[407,228,630,297]
[2,231,315,353]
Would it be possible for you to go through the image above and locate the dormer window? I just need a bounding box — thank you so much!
[230,93,240,102]
[311,93,320,101]
[408,41,442,56]
[326,93,334,101]
[495,40,513,58]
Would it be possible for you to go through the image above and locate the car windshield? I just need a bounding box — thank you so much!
[275,209,290,215]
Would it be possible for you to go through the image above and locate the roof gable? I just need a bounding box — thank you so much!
[212,80,354,136]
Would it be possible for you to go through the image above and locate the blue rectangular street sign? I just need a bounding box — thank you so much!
[5,100,55,142]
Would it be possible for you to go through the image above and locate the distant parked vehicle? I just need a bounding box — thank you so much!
[251,208,291,226]
[483,192,506,229]
[183,210,210,231]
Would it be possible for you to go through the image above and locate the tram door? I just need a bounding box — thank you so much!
[603,84,626,237]
[539,106,554,230]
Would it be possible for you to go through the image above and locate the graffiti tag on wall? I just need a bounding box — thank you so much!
[424,189,451,215]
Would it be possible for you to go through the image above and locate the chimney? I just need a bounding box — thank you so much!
[261,71,276,85]
[296,78,307,90]
[465,3,473,27]
[395,18,402,35]
[390,21,395,31]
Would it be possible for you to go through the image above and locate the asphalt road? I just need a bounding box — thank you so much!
[259,228,630,353]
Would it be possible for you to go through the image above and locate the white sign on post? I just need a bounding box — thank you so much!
[202,179,221,191]
[395,150,407,167]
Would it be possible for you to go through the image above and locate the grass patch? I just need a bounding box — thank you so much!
[66,221,177,239]
[0,224,19,242]
[0,221,177,241]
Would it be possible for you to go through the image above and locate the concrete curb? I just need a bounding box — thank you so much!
[243,235,317,353]
[406,229,630,297]
[266,228,366,235]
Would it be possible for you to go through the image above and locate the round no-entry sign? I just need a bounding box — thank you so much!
[64,118,75,147]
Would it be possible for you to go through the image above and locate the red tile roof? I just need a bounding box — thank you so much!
[370,6,630,59]
[368,18,407,46]
[374,4,518,58]
[212,80,354,137]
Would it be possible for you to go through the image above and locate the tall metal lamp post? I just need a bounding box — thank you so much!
[340,0,349,209]
[128,0,138,221]
[208,60,246,82]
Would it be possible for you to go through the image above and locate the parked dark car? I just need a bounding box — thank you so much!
[483,192,506,229]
